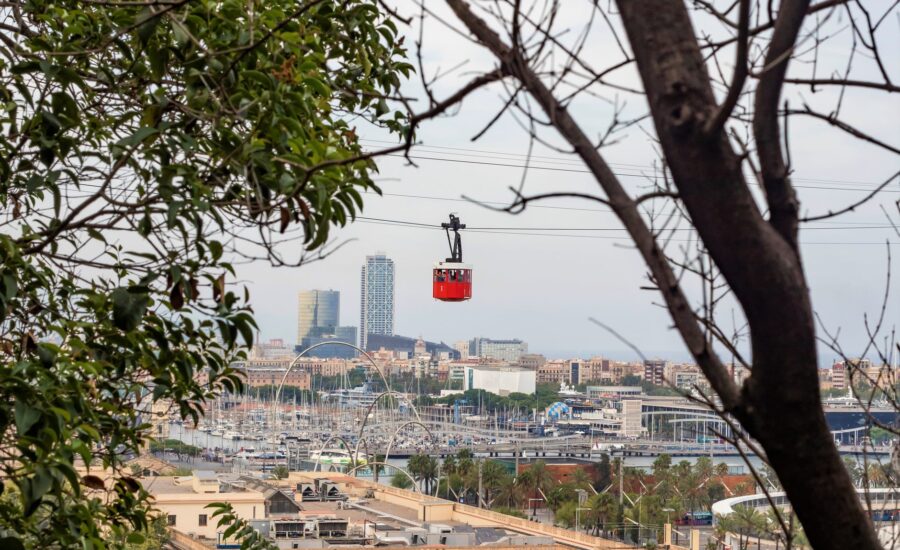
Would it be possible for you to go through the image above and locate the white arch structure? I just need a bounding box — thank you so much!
[383,420,437,464]
[345,461,420,493]
[270,341,422,476]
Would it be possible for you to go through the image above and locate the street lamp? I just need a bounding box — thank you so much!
[662,507,674,524]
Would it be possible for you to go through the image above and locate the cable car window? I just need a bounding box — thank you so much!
[450,270,457,281]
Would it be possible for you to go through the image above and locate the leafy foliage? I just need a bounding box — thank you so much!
[0,0,410,547]
[208,503,276,550]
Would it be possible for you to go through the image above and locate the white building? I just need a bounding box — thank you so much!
[464,365,536,396]
[359,254,395,349]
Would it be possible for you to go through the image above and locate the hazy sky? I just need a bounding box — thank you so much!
[238,2,899,365]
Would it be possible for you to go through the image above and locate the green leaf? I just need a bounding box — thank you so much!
[137,8,161,44]
[120,126,159,148]
[110,287,150,332]
[14,401,40,434]
[126,532,146,545]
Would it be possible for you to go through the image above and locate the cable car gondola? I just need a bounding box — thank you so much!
[433,214,472,302]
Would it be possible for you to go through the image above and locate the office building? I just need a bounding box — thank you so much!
[297,290,339,342]
[296,290,357,358]
[360,254,395,349]
[469,337,528,363]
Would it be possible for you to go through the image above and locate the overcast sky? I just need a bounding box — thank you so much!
[238,2,899,365]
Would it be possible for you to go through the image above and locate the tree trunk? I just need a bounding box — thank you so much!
[614,2,878,548]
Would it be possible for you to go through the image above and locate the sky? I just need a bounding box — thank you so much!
[237,2,899,365]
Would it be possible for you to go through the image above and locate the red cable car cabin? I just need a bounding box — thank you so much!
[433,262,472,301]
[433,214,472,302]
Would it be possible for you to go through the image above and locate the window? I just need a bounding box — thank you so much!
[167,515,176,526]
[199,514,207,527]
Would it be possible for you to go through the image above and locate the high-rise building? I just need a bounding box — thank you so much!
[297,290,340,342]
[360,254,395,349]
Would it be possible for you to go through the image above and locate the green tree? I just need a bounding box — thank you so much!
[408,453,439,494]
[569,468,593,491]
[480,459,510,505]
[0,1,410,547]
[271,465,290,480]
[586,492,618,537]
[554,500,577,528]
[492,472,523,509]
[518,460,555,514]
[595,453,612,491]
[390,473,414,490]
[546,482,577,512]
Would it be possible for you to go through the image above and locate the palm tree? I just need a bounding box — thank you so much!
[493,474,522,508]
[480,460,509,505]
[714,462,730,479]
[569,467,593,491]
[587,492,618,536]
[408,453,428,492]
[546,482,577,512]
[866,462,889,487]
[518,460,554,517]
[421,455,439,495]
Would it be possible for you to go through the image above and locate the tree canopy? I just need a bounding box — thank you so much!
[0,0,410,546]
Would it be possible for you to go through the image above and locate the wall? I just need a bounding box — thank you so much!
[153,497,263,540]
[465,367,536,395]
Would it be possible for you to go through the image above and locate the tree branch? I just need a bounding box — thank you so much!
[705,0,751,135]
[801,170,900,222]
[753,0,811,251]
[444,0,742,411]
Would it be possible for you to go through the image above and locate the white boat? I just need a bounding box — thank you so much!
[309,448,366,466]
[223,430,242,440]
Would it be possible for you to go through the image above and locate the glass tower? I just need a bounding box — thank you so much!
[297,290,340,343]
[359,254,395,349]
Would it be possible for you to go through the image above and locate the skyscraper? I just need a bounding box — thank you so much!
[360,254,395,349]
[297,290,339,342]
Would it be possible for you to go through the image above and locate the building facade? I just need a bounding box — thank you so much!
[469,337,528,363]
[464,365,536,395]
[360,254,395,349]
[643,359,667,386]
[537,360,568,384]
[297,290,340,342]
